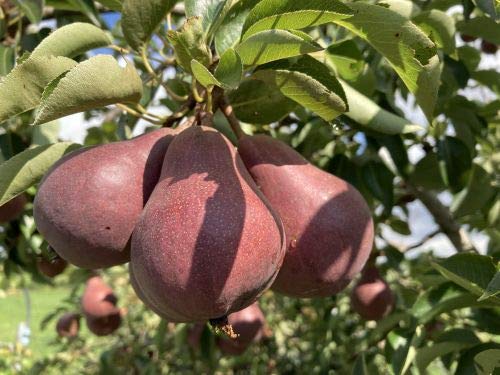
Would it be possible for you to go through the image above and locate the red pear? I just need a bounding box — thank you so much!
[34,128,177,269]
[131,126,285,322]
[56,312,80,338]
[85,313,122,336]
[37,256,68,278]
[0,194,27,223]
[237,135,373,298]
[460,34,477,43]
[129,262,166,318]
[81,276,121,336]
[481,40,498,54]
[350,266,394,321]
[216,303,266,355]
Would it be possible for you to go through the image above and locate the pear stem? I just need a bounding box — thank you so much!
[219,97,245,140]
[209,316,238,339]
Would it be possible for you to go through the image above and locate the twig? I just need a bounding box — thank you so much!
[162,96,196,127]
[116,104,162,125]
[406,184,477,253]
[218,96,245,140]
[405,229,440,251]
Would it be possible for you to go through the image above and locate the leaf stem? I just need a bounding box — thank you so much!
[191,80,204,103]
[141,47,160,83]
[116,103,162,125]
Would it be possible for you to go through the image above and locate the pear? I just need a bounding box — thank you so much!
[350,266,394,320]
[131,126,285,322]
[81,276,122,336]
[0,194,27,223]
[216,302,266,355]
[238,135,374,298]
[37,255,68,278]
[129,262,166,318]
[56,312,80,338]
[34,128,178,269]
[187,302,266,355]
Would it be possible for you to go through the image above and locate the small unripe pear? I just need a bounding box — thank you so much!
[216,303,266,355]
[37,256,67,278]
[481,40,498,54]
[56,312,80,338]
[350,266,394,321]
[0,194,27,223]
[460,34,477,43]
[81,276,121,336]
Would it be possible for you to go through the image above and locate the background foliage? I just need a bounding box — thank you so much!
[0,0,499,373]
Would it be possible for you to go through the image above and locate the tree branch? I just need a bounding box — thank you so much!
[406,184,477,253]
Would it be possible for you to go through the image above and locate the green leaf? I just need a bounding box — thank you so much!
[235,29,322,66]
[12,0,44,24]
[361,161,395,211]
[214,48,242,89]
[341,80,422,134]
[474,349,500,374]
[457,16,500,44]
[167,17,212,73]
[227,79,297,124]
[326,40,364,81]
[32,121,60,146]
[458,45,481,72]
[437,136,472,192]
[352,353,368,375]
[431,253,499,302]
[393,325,425,375]
[416,330,480,372]
[63,0,101,26]
[191,59,221,88]
[0,56,77,123]
[31,22,112,59]
[380,0,421,18]
[34,55,143,125]
[241,0,354,39]
[0,142,80,206]
[409,152,446,190]
[413,10,456,56]
[335,2,440,121]
[472,70,500,95]
[0,45,15,76]
[185,0,231,37]
[471,0,497,20]
[97,0,123,11]
[252,55,347,121]
[121,0,176,51]
[457,343,500,375]
[411,284,498,324]
[478,272,500,302]
[214,0,260,55]
[451,164,495,218]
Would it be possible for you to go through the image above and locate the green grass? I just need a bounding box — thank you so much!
[0,286,71,358]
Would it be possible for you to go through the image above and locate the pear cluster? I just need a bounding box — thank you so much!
[33,123,377,326]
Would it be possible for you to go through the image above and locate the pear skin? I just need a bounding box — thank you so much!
[34,128,178,269]
[131,126,285,322]
[238,135,374,298]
